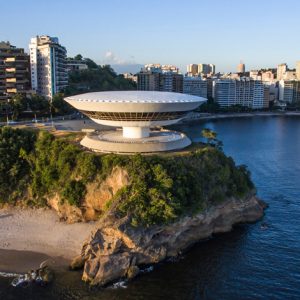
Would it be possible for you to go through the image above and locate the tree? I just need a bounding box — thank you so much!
[84,58,98,69]
[198,97,220,113]
[10,94,27,120]
[0,127,36,202]
[28,94,49,112]
[52,93,74,115]
[65,61,136,96]
[202,128,217,144]
[74,54,83,61]
[201,128,223,150]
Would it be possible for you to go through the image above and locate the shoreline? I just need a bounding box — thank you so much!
[0,207,96,273]
[0,249,56,274]
[181,111,300,123]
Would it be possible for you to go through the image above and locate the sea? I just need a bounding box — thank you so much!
[1,116,300,299]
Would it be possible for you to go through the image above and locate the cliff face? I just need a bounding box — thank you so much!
[47,167,129,223]
[72,194,266,286]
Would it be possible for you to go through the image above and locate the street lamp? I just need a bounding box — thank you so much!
[6,99,11,125]
[49,99,54,128]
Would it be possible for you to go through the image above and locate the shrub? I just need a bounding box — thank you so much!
[0,128,254,226]
[62,180,86,206]
[0,127,36,202]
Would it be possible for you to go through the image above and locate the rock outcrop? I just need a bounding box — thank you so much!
[72,194,266,286]
[47,167,129,223]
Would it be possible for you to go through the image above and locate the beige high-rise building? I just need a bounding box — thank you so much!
[209,64,216,75]
[262,71,275,81]
[277,63,287,81]
[283,71,297,80]
[187,64,198,75]
[237,62,245,73]
[296,61,300,80]
[137,68,183,93]
[198,64,210,75]
[250,70,260,80]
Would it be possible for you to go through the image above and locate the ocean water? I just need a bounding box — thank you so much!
[1,116,300,300]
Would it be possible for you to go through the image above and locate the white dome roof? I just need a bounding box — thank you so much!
[65,91,206,104]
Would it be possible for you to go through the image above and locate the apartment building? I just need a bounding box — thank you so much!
[214,78,264,109]
[277,63,287,81]
[297,61,300,80]
[137,71,162,91]
[279,80,300,103]
[0,41,31,103]
[237,63,245,73]
[29,35,67,99]
[66,59,88,72]
[162,73,183,93]
[187,63,215,76]
[187,64,198,76]
[198,64,215,75]
[183,76,207,98]
[137,64,183,92]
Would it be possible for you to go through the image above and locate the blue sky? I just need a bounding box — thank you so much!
[1,0,300,73]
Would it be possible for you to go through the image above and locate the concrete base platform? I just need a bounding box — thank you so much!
[80,129,191,153]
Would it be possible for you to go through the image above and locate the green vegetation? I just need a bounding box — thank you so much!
[0,59,136,121]
[0,127,36,202]
[65,56,136,96]
[287,102,300,111]
[115,149,253,226]
[0,127,254,226]
[201,128,223,150]
[198,97,221,113]
[198,97,276,113]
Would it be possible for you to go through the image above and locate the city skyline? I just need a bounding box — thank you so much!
[1,0,300,73]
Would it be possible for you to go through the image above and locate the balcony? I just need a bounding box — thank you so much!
[15,69,28,74]
[6,78,16,83]
[4,57,16,62]
[6,88,17,93]
[6,68,16,73]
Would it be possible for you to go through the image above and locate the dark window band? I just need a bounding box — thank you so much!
[79,110,189,121]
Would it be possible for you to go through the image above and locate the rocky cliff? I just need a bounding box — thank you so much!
[1,127,264,285]
[71,194,266,286]
[47,167,129,223]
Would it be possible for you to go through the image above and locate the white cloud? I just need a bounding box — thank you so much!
[102,50,136,65]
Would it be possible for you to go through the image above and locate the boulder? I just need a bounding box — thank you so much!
[74,194,266,286]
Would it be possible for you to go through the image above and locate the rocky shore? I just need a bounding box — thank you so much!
[71,194,266,286]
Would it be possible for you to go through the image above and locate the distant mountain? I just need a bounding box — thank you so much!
[111,64,144,75]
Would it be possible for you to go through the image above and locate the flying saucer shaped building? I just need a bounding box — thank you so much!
[64,91,206,153]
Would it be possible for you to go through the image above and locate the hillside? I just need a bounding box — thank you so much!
[0,127,265,286]
[0,127,254,226]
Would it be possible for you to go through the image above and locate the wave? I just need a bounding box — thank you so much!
[0,271,20,278]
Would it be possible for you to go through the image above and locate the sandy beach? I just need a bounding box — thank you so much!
[0,208,96,272]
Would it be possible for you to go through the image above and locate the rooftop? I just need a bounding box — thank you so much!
[65,91,205,104]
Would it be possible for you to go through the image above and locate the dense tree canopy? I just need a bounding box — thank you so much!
[65,58,136,95]
[0,127,36,202]
[0,128,254,226]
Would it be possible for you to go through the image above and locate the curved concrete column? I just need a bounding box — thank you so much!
[123,127,150,138]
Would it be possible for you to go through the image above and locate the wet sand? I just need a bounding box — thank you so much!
[0,208,96,273]
[0,249,53,273]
